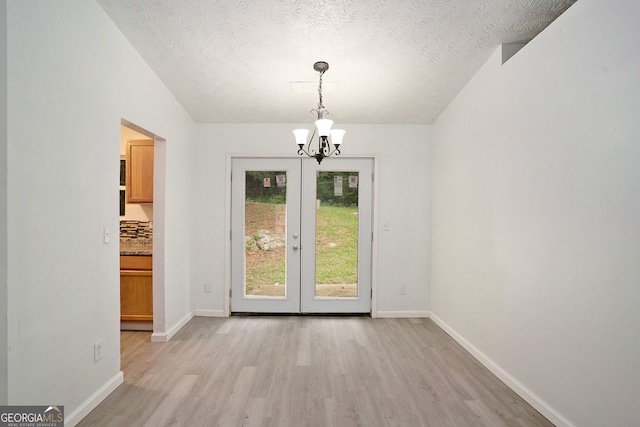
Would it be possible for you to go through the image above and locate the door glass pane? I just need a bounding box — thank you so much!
[244,171,287,297]
[315,171,359,297]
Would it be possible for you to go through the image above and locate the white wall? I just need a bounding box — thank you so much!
[0,0,8,406]
[192,124,431,317]
[431,1,640,426]
[6,0,195,423]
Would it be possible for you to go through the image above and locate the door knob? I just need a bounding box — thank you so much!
[292,245,299,251]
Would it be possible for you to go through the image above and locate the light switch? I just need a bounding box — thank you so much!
[103,226,110,244]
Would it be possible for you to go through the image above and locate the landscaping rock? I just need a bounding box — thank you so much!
[254,230,286,251]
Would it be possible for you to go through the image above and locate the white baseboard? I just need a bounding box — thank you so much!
[151,310,195,342]
[194,309,227,317]
[375,310,430,318]
[429,313,574,427]
[64,371,124,427]
[150,332,167,342]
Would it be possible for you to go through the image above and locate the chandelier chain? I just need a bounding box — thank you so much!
[317,69,325,109]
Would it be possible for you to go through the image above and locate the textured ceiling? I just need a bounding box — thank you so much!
[97,0,576,124]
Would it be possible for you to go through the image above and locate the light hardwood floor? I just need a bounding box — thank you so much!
[79,316,553,427]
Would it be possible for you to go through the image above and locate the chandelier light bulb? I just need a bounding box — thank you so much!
[293,129,309,146]
[330,129,345,146]
[315,119,333,137]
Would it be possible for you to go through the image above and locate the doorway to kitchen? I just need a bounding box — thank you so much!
[119,124,154,331]
[231,157,373,314]
[118,120,165,340]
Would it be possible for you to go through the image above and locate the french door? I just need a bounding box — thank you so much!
[231,157,372,313]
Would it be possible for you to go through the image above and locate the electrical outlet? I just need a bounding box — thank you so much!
[94,341,103,363]
[400,285,406,295]
[204,282,212,293]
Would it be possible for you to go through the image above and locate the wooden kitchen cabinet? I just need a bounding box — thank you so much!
[126,139,154,203]
[120,255,152,322]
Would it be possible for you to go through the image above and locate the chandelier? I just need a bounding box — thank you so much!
[293,61,345,164]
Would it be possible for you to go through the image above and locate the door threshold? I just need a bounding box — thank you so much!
[120,321,153,331]
[230,312,371,317]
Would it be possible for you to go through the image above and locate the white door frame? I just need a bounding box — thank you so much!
[224,154,380,317]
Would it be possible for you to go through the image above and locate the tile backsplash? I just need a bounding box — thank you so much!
[120,220,152,255]
[120,220,152,239]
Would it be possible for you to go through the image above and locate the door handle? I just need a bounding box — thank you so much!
[292,245,299,251]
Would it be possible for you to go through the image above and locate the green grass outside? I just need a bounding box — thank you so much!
[315,205,358,284]
[244,203,358,292]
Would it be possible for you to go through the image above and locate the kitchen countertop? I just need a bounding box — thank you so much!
[120,237,153,256]
[120,250,152,256]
